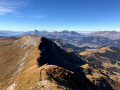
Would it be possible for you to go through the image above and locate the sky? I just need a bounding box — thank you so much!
[0,0,120,31]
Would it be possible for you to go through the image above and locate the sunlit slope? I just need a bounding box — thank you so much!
[80,46,120,90]
[0,37,18,49]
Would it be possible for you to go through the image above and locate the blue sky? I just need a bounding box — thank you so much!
[0,0,120,31]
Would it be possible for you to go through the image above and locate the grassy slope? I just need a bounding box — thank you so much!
[79,46,120,90]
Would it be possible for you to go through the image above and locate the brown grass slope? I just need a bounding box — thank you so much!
[0,35,95,90]
[80,46,120,90]
[0,37,18,50]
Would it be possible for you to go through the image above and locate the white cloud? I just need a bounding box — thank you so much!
[0,8,14,12]
[0,0,30,15]
[0,7,15,15]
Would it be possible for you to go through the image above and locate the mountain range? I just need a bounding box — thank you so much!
[20,30,120,48]
[0,31,24,37]
[1,30,120,49]
[87,31,120,40]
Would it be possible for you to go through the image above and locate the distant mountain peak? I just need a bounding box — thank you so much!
[62,30,69,33]
[87,31,120,40]
[34,30,39,32]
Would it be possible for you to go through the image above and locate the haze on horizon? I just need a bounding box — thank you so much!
[0,0,120,31]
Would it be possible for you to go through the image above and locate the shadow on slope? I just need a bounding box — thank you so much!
[37,37,96,89]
